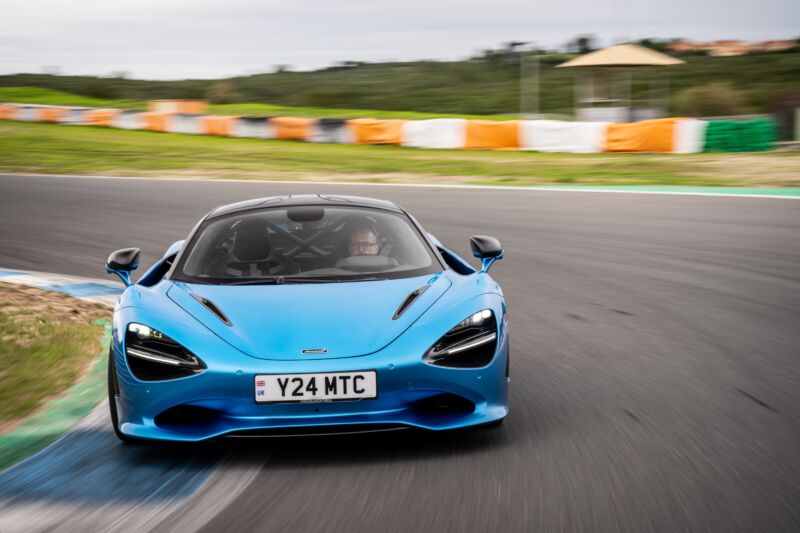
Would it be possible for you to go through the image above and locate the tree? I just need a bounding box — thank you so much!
[206,81,238,104]
[635,38,670,53]
[673,82,750,117]
[79,80,119,99]
[566,34,597,54]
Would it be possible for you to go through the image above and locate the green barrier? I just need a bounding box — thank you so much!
[704,118,777,152]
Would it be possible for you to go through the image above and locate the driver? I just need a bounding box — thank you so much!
[348,226,380,257]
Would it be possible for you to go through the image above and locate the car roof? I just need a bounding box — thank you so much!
[207,194,404,219]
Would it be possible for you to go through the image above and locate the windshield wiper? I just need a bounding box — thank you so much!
[180,275,391,286]
[283,276,388,283]
[225,276,389,285]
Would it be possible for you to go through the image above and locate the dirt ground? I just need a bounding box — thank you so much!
[0,282,109,331]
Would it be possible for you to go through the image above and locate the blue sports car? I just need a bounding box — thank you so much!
[106,194,508,442]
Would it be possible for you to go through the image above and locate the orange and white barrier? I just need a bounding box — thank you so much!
[167,113,204,134]
[348,118,405,145]
[603,118,681,153]
[231,117,273,139]
[200,115,238,136]
[38,107,67,123]
[140,112,171,132]
[401,119,466,149]
[59,107,90,125]
[520,120,608,153]
[112,111,145,130]
[149,100,207,115]
[672,119,708,154]
[464,120,520,150]
[310,119,352,143]
[0,103,18,120]
[16,105,44,122]
[0,100,774,154]
[271,116,314,141]
[85,109,119,127]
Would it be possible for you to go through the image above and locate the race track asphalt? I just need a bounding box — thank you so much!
[1,173,799,532]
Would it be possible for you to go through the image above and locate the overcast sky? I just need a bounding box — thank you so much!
[1,0,797,79]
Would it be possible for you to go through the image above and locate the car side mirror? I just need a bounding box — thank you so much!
[469,235,503,273]
[106,247,140,287]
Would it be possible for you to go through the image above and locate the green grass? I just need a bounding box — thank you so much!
[1,121,798,186]
[209,103,514,120]
[0,87,515,120]
[0,86,143,110]
[0,305,102,426]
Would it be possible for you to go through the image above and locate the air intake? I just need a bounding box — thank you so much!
[191,293,232,326]
[392,285,429,320]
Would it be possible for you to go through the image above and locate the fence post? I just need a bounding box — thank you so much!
[795,108,800,142]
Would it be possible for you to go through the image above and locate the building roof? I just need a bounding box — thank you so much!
[557,44,685,68]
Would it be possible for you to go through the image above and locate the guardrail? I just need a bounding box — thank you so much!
[0,103,778,153]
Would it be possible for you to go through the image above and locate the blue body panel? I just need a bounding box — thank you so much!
[111,208,508,441]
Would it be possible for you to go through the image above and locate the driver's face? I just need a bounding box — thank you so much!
[349,229,379,256]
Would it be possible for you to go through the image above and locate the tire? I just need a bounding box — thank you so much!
[483,417,505,429]
[107,345,141,444]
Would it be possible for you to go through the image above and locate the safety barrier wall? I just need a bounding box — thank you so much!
[0,103,18,120]
[38,107,66,123]
[703,119,776,152]
[673,119,708,154]
[464,120,520,150]
[149,99,207,114]
[519,120,608,153]
[17,105,42,122]
[348,119,405,145]
[167,113,204,135]
[604,118,681,153]
[85,109,119,127]
[112,110,145,130]
[140,112,171,132]
[231,116,273,139]
[60,107,90,125]
[0,102,777,153]
[200,115,238,136]
[272,116,314,140]
[401,119,466,149]
[311,119,353,144]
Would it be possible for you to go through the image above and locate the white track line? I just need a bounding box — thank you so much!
[2,172,799,200]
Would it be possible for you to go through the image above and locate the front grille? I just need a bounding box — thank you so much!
[226,424,409,438]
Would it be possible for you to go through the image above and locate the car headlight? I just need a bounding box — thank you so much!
[125,323,206,381]
[423,309,498,368]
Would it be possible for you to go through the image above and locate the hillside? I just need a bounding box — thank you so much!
[1,52,798,118]
[0,87,515,121]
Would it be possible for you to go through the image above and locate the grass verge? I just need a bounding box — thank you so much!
[0,86,515,120]
[0,283,111,470]
[1,121,799,187]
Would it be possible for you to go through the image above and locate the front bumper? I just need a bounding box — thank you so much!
[112,336,509,442]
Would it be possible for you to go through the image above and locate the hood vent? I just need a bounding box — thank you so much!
[392,285,430,320]
[190,293,232,326]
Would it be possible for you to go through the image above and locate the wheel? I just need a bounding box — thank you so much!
[107,345,141,444]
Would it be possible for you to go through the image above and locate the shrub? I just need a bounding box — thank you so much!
[672,82,750,117]
[206,81,238,104]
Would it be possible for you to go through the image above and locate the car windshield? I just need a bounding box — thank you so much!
[172,205,442,284]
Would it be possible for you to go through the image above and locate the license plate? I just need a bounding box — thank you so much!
[254,371,377,403]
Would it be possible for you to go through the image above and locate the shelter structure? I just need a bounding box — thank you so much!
[556,44,684,122]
